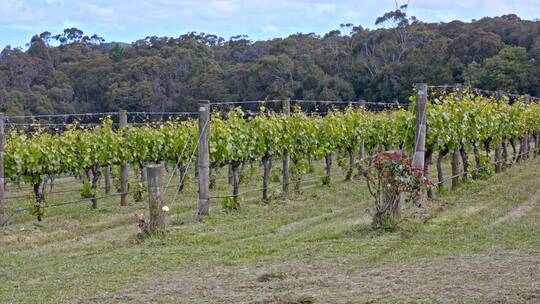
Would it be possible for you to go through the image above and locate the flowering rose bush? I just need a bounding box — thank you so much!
[361,151,430,229]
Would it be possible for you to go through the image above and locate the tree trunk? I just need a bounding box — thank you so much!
[459,143,469,181]
[324,153,332,185]
[346,148,354,180]
[473,141,481,173]
[437,150,445,190]
[357,143,365,178]
[484,141,491,158]
[451,150,460,190]
[91,165,101,209]
[178,164,186,192]
[517,136,526,162]
[139,163,146,184]
[262,156,271,201]
[502,140,508,164]
[232,161,240,204]
[293,161,301,193]
[104,166,111,194]
[494,142,502,173]
[509,139,517,162]
[228,164,233,185]
[425,149,433,199]
[33,178,45,222]
[526,133,532,159]
[373,175,400,228]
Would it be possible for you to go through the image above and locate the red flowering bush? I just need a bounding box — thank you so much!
[361,151,430,229]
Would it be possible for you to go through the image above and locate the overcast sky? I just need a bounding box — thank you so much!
[1,0,539,49]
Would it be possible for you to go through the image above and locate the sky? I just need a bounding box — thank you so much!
[1,0,539,49]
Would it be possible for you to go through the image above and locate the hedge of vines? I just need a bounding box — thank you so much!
[4,92,540,215]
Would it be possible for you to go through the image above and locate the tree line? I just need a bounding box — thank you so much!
[0,7,538,116]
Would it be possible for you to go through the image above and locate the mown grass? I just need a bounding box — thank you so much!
[0,156,539,303]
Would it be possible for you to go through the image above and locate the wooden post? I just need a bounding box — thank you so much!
[198,100,210,217]
[145,164,165,233]
[282,99,291,197]
[104,165,111,194]
[413,84,427,171]
[119,110,129,206]
[0,113,4,225]
[413,84,427,201]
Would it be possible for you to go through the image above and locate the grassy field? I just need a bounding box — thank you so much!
[1,156,539,303]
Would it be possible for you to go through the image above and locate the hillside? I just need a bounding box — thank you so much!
[0,13,539,116]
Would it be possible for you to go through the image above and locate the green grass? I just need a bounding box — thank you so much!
[1,156,539,303]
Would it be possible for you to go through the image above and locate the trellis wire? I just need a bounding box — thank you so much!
[429,149,533,188]
[209,171,345,199]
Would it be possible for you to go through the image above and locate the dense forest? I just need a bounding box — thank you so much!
[0,8,538,116]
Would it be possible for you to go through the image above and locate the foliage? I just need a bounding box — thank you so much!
[465,47,537,94]
[1,15,538,117]
[221,197,240,211]
[80,180,97,199]
[4,90,540,222]
[361,151,430,229]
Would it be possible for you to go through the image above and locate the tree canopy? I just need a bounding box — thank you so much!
[1,11,538,116]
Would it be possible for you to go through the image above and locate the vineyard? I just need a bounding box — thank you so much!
[1,85,540,303]
[1,85,540,226]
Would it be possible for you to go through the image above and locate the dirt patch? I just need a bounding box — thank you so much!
[494,190,540,224]
[83,252,540,304]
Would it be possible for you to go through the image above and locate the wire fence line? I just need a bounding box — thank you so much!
[3,144,538,226]
[209,171,346,200]
[4,170,141,193]
[2,88,539,226]
[4,100,407,122]
[0,177,201,226]
[5,111,199,120]
[3,86,538,122]
[429,149,534,188]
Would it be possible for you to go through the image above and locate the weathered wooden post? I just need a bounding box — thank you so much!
[0,113,4,225]
[145,164,165,233]
[198,100,210,217]
[456,84,470,179]
[282,99,291,197]
[413,84,428,202]
[119,110,129,206]
[413,84,427,172]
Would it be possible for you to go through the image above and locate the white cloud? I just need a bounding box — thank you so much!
[211,0,238,13]
[1,0,539,48]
